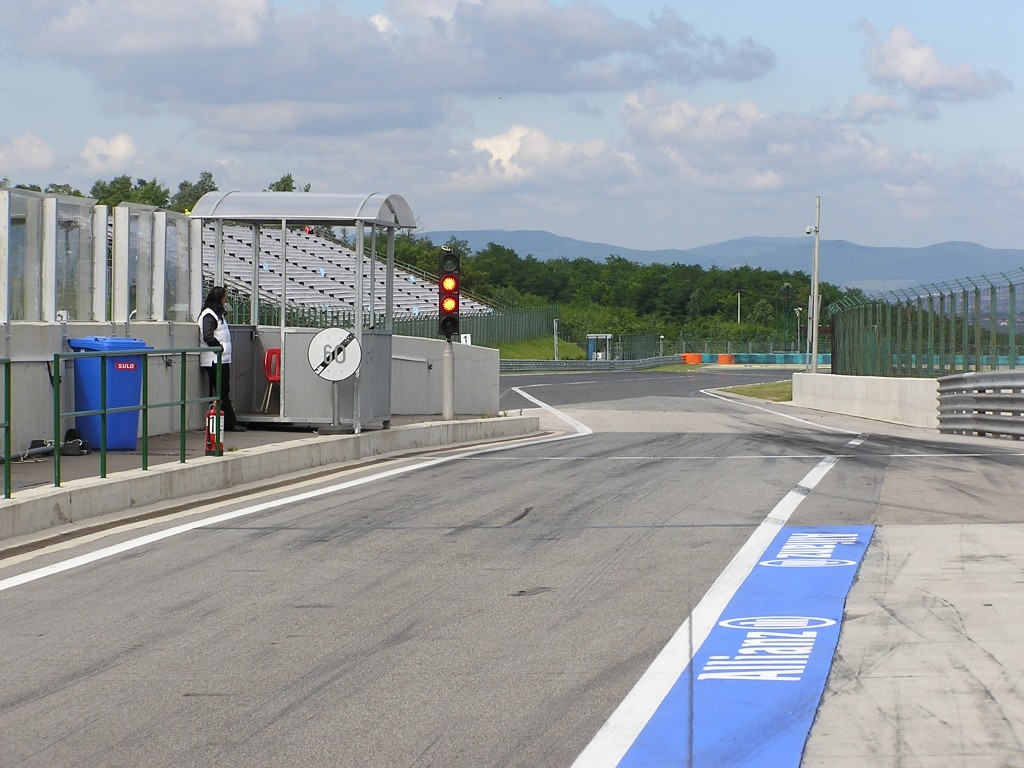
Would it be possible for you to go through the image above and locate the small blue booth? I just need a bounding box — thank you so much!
[68,337,152,450]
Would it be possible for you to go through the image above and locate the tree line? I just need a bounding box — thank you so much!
[1,171,305,213]
[393,233,862,344]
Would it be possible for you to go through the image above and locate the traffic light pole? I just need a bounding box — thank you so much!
[442,338,455,420]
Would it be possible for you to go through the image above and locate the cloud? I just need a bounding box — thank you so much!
[841,92,912,123]
[80,133,138,172]
[863,23,1011,104]
[0,133,56,174]
[6,0,774,143]
[458,124,638,190]
[16,0,269,55]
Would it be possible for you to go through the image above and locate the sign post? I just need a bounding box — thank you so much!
[307,328,362,432]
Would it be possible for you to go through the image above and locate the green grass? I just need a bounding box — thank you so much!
[496,337,588,360]
[721,380,793,402]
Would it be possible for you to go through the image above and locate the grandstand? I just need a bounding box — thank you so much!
[201,223,492,318]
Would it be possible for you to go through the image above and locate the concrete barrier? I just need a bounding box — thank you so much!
[0,416,540,544]
[793,372,939,428]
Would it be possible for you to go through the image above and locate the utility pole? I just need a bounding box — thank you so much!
[806,197,821,373]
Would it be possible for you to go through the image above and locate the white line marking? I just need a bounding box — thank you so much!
[512,386,593,436]
[570,432,865,768]
[700,388,862,435]
[0,400,593,592]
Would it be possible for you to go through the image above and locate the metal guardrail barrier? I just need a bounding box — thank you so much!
[1,358,10,499]
[52,347,222,487]
[500,356,684,373]
[937,370,1024,439]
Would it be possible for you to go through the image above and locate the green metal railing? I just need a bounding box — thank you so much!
[1,358,10,499]
[829,268,1024,377]
[52,347,222,487]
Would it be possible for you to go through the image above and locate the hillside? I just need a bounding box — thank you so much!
[421,230,1024,291]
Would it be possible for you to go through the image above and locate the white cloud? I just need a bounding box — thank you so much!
[458,125,637,190]
[864,23,1010,104]
[18,0,269,55]
[0,133,56,174]
[80,134,138,173]
[842,92,908,123]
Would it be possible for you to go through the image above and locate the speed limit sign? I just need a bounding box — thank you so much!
[307,328,362,382]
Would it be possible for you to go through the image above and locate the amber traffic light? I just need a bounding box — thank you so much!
[438,246,460,339]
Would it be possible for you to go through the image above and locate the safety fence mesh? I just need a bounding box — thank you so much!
[828,268,1024,377]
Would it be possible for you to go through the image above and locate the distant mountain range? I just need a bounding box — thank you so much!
[420,229,1024,292]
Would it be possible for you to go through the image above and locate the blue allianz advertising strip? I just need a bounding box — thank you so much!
[619,525,875,768]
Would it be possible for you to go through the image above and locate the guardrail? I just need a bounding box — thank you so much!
[499,353,827,374]
[937,370,1024,439]
[500,356,685,373]
[1,358,10,499]
[52,347,222,487]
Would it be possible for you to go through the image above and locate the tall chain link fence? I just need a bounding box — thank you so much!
[829,268,1024,377]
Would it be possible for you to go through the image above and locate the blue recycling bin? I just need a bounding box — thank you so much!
[68,336,152,450]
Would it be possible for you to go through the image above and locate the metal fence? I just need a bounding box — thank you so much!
[226,298,561,349]
[50,347,220,487]
[829,268,1024,377]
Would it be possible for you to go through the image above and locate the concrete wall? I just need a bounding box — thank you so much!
[4,324,500,454]
[391,336,500,417]
[793,372,940,428]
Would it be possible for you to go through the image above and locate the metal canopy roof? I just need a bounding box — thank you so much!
[189,191,416,228]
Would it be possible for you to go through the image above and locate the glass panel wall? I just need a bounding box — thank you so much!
[8,192,42,321]
[55,200,95,320]
[126,207,154,320]
[164,214,191,321]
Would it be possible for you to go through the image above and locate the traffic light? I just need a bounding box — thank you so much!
[438,245,460,339]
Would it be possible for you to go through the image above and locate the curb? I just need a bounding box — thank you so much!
[0,416,540,544]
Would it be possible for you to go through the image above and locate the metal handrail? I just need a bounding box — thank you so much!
[52,346,222,487]
[1,358,10,499]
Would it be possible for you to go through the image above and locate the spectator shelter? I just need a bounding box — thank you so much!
[189,191,416,431]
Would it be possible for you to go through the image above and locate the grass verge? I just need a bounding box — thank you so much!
[720,380,793,402]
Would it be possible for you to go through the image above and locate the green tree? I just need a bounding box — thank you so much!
[169,170,217,212]
[45,183,84,196]
[89,175,169,208]
[265,174,312,192]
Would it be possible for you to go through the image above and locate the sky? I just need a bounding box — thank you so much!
[1,0,1022,253]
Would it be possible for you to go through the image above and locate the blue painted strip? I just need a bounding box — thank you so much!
[618,525,874,768]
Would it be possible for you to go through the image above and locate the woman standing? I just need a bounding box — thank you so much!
[198,286,246,431]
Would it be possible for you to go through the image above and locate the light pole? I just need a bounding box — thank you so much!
[805,196,821,373]
[794,307,802,356]
[659,334,665,357]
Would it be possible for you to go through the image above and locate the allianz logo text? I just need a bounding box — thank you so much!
[759,531,860,567]
[698,616,837,682]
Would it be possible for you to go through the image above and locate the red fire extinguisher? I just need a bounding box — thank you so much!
[205,401,224,456]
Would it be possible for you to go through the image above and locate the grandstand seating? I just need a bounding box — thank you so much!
[201,225,491,318]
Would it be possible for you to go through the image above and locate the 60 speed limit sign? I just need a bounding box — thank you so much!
[307,327,361,381]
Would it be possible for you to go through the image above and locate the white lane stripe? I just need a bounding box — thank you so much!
[0,457,451,592]
[570,433,865,768]
[701,388,862,435]
[0,400,594,592]
[512,386,593,436]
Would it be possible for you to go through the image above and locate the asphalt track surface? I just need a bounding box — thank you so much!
[2,368,1023,767]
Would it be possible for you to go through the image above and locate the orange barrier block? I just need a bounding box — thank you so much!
[684,353,703,365]
[717,354,736,364]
